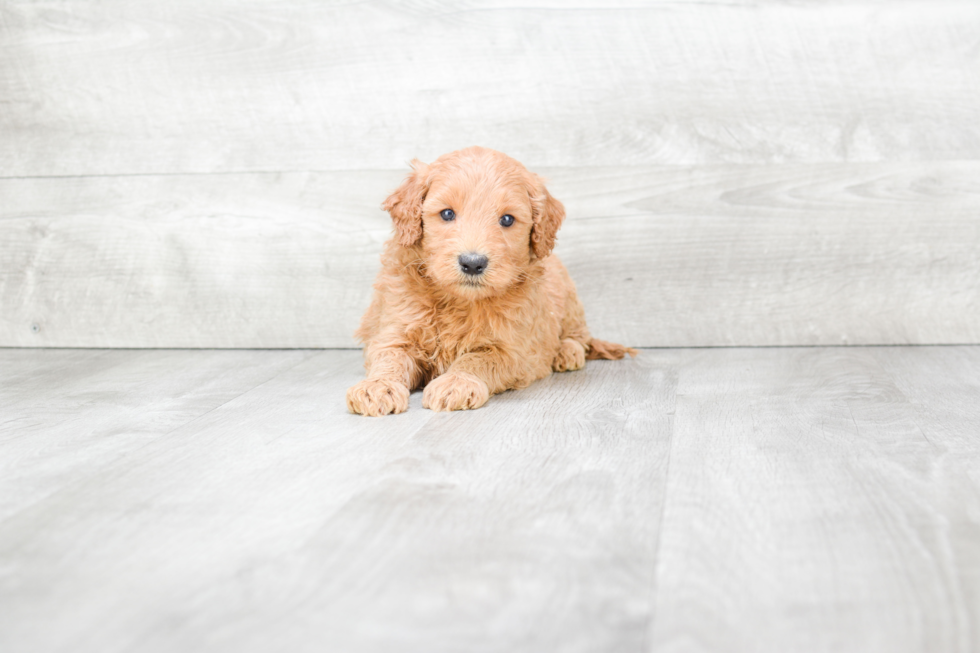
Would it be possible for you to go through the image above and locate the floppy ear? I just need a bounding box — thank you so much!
[382,160,429,247]
[528,174,565,259]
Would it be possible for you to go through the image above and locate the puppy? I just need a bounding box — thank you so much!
[347,146,635,416]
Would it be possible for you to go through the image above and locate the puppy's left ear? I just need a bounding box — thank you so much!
[528,174,565,259]
[382,159,430,247]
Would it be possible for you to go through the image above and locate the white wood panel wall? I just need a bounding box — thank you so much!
[2,0,978,347]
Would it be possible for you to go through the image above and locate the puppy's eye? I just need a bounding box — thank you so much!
[499,214,515,227]
[440,209,456,222]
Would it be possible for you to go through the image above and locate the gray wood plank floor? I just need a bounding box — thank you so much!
[2,347,978,653]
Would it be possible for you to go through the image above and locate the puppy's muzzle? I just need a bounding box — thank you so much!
[458,252,489,276]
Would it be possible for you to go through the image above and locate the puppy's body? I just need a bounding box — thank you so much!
[348,147,634,416]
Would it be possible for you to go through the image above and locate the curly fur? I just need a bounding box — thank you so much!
[347,146,636,416]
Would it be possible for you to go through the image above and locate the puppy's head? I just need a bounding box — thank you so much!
[382,147,565,299]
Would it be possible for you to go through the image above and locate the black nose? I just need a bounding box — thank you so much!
[458,253,489,276]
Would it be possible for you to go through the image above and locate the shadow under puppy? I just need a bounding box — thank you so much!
[347,146,636,416]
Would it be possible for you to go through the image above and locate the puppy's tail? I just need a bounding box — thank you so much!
[586,338,638,361]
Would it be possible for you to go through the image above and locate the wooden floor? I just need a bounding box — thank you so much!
[2,347,978,653]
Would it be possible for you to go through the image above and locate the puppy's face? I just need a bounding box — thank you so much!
[383,147,565,300]
[419,160,535,298]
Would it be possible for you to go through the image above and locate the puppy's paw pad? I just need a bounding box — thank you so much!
[422,372,490,412]
[346,378,410,416]
[553,339,586,372]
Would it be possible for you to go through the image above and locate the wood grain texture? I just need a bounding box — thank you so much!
[1,346,978,652]
[0,171,395,348]
[1,0,978,176]
[2,162,978,348]
[0,348,675,652]
[0,349,315,522]
[648,346,980,653]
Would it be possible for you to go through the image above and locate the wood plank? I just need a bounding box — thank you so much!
[0,171,397,348]
[1,1,978,177]
[0,349,315,522]
[865,345,980,646]
[2,162,979,348]
[0,348,111,405]
[0,348,674,652]
[559,162,980,346]
[648,346,980,653]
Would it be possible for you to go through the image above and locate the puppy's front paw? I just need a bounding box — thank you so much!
[346,378,410,416]
[422,372,490,412]
[553,338,586,372]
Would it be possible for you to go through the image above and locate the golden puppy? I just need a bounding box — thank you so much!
[347,146,635,416]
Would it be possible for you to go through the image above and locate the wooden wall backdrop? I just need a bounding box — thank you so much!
[2,0,978,347]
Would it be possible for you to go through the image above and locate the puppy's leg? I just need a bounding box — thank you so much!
[553,338,586,372]
[557,264,637,361]
[347,347,421,416]
[422,349,510,412]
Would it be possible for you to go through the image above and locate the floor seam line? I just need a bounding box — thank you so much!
[644,377,677,653]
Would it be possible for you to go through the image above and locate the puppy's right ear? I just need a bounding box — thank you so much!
[382,160,429,247]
